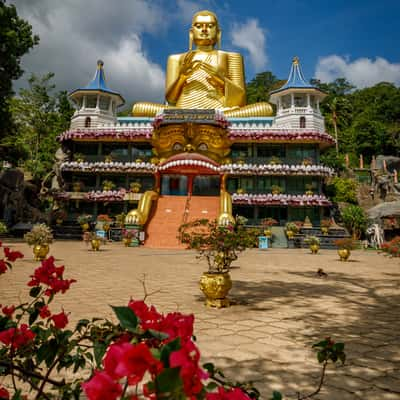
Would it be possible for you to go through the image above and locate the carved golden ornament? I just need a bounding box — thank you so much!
[310,244,319,254]
[81,223,89,232]
[199,272,232,308]
[338,249,350,261]
[33,244,49,261]
[152,122,230,163]
[263,229,272,238]
[132,11,273,117]
[321,227,329,235]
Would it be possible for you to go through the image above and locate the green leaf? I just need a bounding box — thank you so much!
[203,362,216,374]
[76,319,90,332]
[94,341,107,367]
[271,391,282,400]
[29,286,41,298]
[148,328,170,341]
[333,342,345,352]
[37,339,58,367]
[317,351,326,363]
[205,382,218,392]
[28,308,39,325]
[110,305,138,332]
[155,367,183,393]
[160,337,181,367]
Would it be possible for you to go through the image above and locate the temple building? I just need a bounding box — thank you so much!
[53,11,335,247]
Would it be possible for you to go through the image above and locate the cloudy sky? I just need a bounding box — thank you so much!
[10,0,400,108]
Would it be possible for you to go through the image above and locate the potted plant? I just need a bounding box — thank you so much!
[178,217,258,308]
[320,218,332,235]
[115,212,126,228]
[305,183,314,196]
[121,228,138,247]
[334,238,354,261]
[77,214,92,231]
[285,221,301,239]
[102,180,115,191]
[24,223,53,260]
[130,181,142,193]
[269,156,281,165]
[96,214,113,231]
[271,185,282,195]
[82,231,105,251]
[302,157,313,166]
[73,153,85,162]
[260,217,277,238]
[104,154,113,163]
[236,187,245,194]
[304,235,321,254]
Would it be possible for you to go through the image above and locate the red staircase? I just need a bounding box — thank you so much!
[143,195,219,249]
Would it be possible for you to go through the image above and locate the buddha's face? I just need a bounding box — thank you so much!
[191,14,218,46]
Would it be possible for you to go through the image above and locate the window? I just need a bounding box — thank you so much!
[300,116,306,128]
[86,95,97,108]
[99,96,110,110]
[84,117,91,127]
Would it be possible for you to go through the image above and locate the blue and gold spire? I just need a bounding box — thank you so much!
[270,57,317,94]
[69,60,124,106]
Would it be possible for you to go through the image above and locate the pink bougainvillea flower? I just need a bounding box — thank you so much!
[170,340,207,397]
[82,370,122,400]
[51,311,68,329]
[0,385,10,399]
[0,324,35,350]
[39,305,51,319]
[127,299,162,330]
[159,312,194,343]
[27,257,76,296]
[113,342,163,384]
[1,305,15,317]
[3,247,24,262]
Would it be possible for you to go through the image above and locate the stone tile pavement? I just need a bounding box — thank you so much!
[1,240,399,399]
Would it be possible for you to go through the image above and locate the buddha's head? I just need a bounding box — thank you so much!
[190,10,221,49]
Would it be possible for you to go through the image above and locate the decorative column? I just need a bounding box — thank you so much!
[371,155,376,169]
[291,93,295,109]
[394,170,398,184]
[359,154,364,169]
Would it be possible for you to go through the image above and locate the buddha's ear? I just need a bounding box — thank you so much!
[189,29,193,51]
[217,30,221,49]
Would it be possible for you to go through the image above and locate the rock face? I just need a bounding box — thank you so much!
[0,169,46,227]
[376,155,400,172]
[367,201,400,220]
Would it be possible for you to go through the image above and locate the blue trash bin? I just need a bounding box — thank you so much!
[258,236,269,249]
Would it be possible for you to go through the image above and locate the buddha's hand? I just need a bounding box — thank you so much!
[180,52,202,79]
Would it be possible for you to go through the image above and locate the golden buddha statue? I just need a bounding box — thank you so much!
[132,10,273,118]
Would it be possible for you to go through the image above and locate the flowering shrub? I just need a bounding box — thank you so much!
[178,217,258,272]
[261,218,278,227]
[304,236,320,246]
[23,223,53,246]
[380,236,400,257]
[334,238,354,251]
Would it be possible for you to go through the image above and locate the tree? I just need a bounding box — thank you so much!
[9,73,74,180]
[0,0,39,158]
[246,71,285,104]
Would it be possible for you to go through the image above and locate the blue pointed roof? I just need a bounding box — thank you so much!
[270,57,321,95]
[69,60,124,105]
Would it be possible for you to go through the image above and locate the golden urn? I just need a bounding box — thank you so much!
[33,244,49,261]
[199,272,232,308]
[338,249,350,261]
[310,244,320,254]
[91,239,101,251]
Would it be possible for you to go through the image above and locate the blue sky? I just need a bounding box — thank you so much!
[11,0,400,106]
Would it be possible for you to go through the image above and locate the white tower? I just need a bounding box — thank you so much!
[270,57,327,132]
[69,60,124,129]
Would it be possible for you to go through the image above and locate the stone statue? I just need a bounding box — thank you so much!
[132,10,273,118]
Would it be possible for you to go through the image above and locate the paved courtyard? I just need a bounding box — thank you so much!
[1,240,399,399]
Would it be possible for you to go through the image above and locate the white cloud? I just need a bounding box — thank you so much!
[11,0,167,105]
[315,55,400,88]
[230,19,267,71]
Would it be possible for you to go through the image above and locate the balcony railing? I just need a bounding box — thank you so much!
[230,156,317,165]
